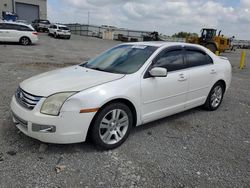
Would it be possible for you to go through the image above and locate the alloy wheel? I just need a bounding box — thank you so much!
[211,85,223,108]
[21,38,30,45]
[99,109,129,145]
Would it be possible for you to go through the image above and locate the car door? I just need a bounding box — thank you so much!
[0,23,13,41]
[141,47,189,123]
[184,47,215,108]
[4,24,20,42]
[0,23,6,41]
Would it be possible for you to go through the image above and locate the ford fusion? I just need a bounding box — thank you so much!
[11,42,232,149]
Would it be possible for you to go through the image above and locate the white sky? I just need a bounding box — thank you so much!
[48,0,250,40]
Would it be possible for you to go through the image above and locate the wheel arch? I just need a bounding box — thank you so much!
[98,98,137,127]
[86,98,138,140]
[213,79,226,92]
[19,36,31,43]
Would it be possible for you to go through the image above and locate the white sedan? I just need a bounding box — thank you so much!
[0,22,38,45]
[10,42,232,149]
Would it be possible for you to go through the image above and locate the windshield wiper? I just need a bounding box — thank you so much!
[90,67,105,72]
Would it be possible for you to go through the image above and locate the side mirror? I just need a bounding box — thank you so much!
[149,67,167,77]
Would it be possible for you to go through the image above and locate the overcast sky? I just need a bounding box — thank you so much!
[48,0,250,40]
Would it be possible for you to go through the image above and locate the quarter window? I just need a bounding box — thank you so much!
[153,49,185,72]
[19,25,33,31]
[0,23,4,29]
[186,50,213,67]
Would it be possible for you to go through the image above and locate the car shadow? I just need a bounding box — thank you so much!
[4,106,207,154]
[0,41,37,46]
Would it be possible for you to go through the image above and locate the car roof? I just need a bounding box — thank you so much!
[53,24,68,27]
[124,41,207,49]
[2,21,30,26]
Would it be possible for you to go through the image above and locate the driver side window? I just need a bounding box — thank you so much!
[153,49,185,72]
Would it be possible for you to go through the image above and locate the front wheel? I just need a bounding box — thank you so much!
[206,43,217,53]
[204,82,224,111]
[90,102,133,150]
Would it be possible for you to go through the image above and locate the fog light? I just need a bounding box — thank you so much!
[32,124,56,133]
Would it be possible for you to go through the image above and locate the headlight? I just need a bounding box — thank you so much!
[40,92,76,116]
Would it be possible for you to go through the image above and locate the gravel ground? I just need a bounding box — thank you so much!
[0,33,249,188]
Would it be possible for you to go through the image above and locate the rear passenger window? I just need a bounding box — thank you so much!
[186,50,213,67]
[4,24,19,30]
[153,50,185,72]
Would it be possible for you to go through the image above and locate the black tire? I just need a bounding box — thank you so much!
[90,102,133,150]
[54,33,57,38]
[206,43,217,53]
[67,36,71,40]
[19,37,31,46]
[204,82,225,111]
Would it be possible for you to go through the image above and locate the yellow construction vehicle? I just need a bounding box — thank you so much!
[186,28,230,53]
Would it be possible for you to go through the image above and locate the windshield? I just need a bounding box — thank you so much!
[81,45,158,74]
[59,27,69,30]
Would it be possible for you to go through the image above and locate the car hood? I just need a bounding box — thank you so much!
[20,65,124,97]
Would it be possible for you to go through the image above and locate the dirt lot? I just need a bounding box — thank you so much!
[0,33,249,188]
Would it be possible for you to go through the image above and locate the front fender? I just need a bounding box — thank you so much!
[60,76,142,125]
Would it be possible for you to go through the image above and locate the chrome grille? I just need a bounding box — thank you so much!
[15,87,42,110]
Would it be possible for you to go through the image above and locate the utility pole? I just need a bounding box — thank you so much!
[87,11,90,25]
[12,0,15,13]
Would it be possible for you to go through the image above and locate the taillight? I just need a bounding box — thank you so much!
[32,32,38,35]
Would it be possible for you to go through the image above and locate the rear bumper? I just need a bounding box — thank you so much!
[10,96,95,144]
[31,36,38,44]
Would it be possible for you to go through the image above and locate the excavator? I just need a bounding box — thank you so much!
[186,28,231,53]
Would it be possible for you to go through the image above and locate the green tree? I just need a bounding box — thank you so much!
[172,32,198,38]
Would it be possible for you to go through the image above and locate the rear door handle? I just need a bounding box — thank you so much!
[210,69,216,74]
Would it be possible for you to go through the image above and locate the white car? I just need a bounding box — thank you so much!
[10,42,232,149]
[48,24,71,39]
[0,22,38,45]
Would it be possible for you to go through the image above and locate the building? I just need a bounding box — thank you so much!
[0,0,47,23]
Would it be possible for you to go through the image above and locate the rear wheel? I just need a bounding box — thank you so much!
[90,102,133,150]
[204,82,224,111]
[20,37,31,46]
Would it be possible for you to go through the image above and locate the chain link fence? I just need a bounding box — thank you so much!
[66,23,186,42]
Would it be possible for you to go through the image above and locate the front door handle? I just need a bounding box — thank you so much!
[178,73,187,81]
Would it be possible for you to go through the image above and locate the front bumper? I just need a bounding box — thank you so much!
[57,32,71,37]
[10,96,95,144]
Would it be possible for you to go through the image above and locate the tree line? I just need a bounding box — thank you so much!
[172,31,198,38]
